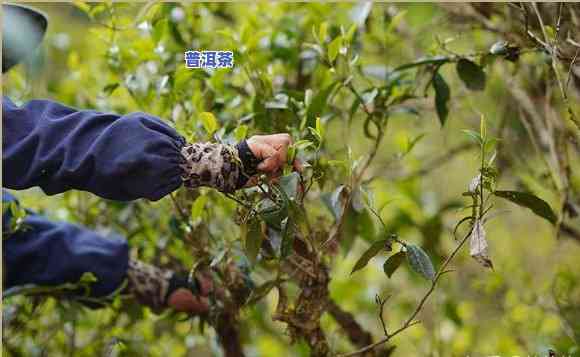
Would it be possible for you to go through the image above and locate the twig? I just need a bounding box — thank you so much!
[169,193,196,233]
[555,3,564,42]
[567,38,580,48]
[565,49,579,92]
[257,179,281,207]
[375,294,391,337]
[347,82,372,116]
[561,223,580,243]
[532,2,580,130]
[337,225,474,357]
[321,188,353,250]
[224,192,253,210]
[355,128,384,185]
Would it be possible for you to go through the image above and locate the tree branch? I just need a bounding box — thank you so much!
[337,225,474,357]
[327,299,374,348]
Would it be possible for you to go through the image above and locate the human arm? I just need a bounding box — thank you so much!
[2,96,290,201]
[2,190,212,314]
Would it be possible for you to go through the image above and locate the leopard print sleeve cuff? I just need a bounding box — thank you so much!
[126,259,173,314]
[180,140,260,193]
[126,259,206,314]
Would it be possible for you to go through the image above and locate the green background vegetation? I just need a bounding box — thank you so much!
[3,2,580,356]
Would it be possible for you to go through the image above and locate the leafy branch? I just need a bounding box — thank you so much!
[338,225,474,357]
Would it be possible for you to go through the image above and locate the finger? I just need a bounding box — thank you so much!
[168,289,210,314]
[275,145,288,166]
[260,134,292,150]
[257,155,281,172]
[249,141,277,162]
[187,296,210,314]
[293,158,303,173]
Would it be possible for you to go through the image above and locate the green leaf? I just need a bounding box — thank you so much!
[345,24,357,43]
[79,272,98,284]
[328,36,343,62]
[265,93,289,109]
[72,0,91,14]
[433,73,450,126]
[383,251,406,278]
[350,96,362,118]
[479,114,487,140]
[494,190,557,224]
[200,112,218,134]
[191,195,208,220]
[258,197,287,231]
[544,25,556,42]
[293,140,314,151]
[387,10,407,33]
[169,20,186,46]
[308,127,322,148]
[316,116,324,140]
[234,125,248,141]
[152,18,167,43]
[406,244,435,280]
[462,129,483,145]
[319,22,328,42]
[306,82,339,129]
[89,4,106,18]
[322,185,346,220]
[456,59,486,91]
[103,83,119,96]
[351,239,389,275]
[244,219,263,266]
[280,172,300,201]
[350,1,372,26]
[280,217,294,258]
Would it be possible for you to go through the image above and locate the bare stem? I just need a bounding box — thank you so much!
[169,193,195,233]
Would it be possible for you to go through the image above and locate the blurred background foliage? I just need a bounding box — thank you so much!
[2,2,580,357]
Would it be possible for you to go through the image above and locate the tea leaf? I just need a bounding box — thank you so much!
[328,36,343,62]
[351,239,389,275]
[433,73,450,126]
[200,112,218,134]
[244,219,263,266]
[406,244,435,280]
[383,251,406,278]
[494,190,557,224]
[456,59,486,91]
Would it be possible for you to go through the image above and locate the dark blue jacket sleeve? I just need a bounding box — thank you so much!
[2,96,185,201]
[3,191,129,298]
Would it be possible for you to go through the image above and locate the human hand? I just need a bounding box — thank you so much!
[166,271,216,314]
[246,134,296,174]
